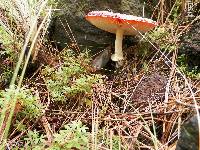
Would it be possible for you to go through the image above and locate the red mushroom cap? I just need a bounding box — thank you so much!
[85,11,158,35]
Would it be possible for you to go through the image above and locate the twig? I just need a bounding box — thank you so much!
[176,99,200,109]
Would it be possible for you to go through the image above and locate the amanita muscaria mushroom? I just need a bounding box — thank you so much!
[85,11,158,61]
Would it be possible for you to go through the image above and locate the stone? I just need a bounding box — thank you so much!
[178,2,200,70]
[48,0,146,53]
[176,115,199,150]
[179,20,200,69]
[92,46,112,70]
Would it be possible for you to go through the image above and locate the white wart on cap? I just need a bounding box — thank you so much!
[85,11,158,61]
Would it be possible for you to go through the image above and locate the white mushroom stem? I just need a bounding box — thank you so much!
[111,28,124,61]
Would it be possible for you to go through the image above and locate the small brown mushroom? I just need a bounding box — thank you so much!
[85,11,158,61]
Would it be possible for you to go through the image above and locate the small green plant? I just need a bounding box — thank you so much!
[52,121,89,149]
[168,0,182,23]
[0,26,13,46]
[0,86,43,147]
[24,130,46,149]
[96,129,128,150]
[0,86,43,119]
[0,25,18,88]
[0,68,12,87]
[43,50,101,102]
[21,121,89,150]
[148,26,177,52]
[177,54,200,79]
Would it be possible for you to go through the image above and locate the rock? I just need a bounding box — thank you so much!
[92,46,112,70]
[48,0,147,53]
[176,115,199,150]
[178,2,200,70]
[179,21,200,69]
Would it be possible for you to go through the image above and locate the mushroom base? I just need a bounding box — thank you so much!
[111,54,124,61]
